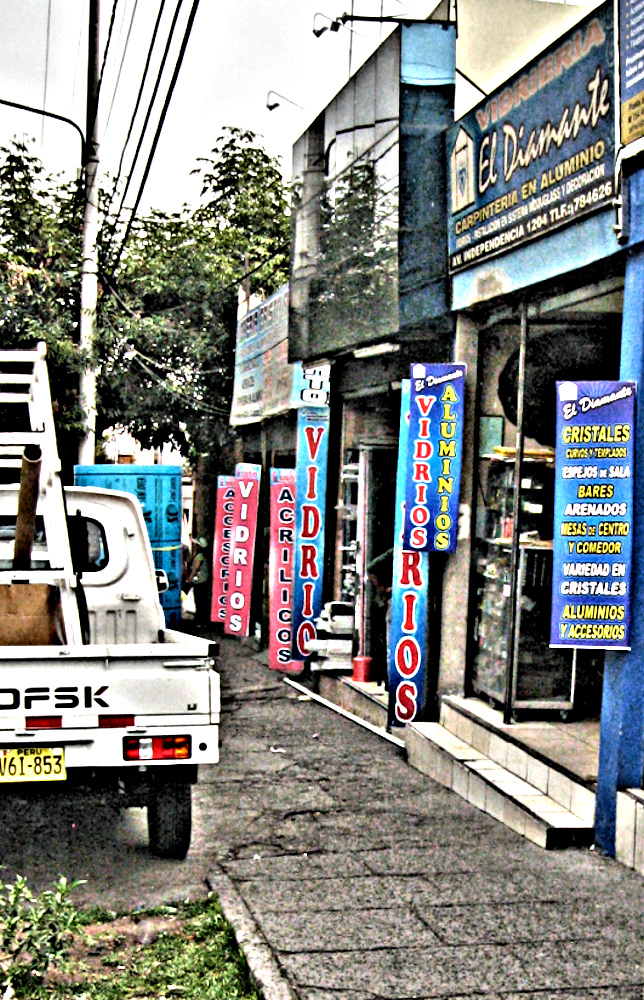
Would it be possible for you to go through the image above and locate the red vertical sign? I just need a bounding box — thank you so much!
[224,464,262,638]
[210,475,235,623]
[269,468,299,671]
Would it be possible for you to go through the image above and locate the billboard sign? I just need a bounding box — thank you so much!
[550,380,636,650]
[447,4,614,274]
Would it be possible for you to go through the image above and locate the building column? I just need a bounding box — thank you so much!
[595,171,644,853]
[437,312,479,700]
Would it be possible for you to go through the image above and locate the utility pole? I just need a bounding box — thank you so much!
[78,0,100,465]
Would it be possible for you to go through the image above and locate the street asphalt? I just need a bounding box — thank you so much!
[207,635,644,1000]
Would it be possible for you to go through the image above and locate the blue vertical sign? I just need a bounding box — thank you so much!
[551,380,636,650]
[291,405,330,666]
[403,363,466,553]
[388,380,430,726]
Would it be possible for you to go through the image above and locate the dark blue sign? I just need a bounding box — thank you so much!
[403,363,466,554]
[619,0,644,146]
[447,3,614,273]
[551,380,636,651]
[389,380,430,726]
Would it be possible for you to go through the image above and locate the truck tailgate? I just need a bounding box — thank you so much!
[0,646,219,722]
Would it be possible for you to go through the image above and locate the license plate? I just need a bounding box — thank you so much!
[0,747,66,783]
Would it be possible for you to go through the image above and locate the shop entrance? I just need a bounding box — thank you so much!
[469,301,621,720]
[338,444,397,685]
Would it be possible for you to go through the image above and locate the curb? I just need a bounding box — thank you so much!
[207,865,299,1000]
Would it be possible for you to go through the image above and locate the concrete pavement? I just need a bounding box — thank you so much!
[205,636,644,1000]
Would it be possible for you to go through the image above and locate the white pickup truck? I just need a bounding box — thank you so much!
[0,343,218,859]
[0,343,222,859]
[0,484,220,859]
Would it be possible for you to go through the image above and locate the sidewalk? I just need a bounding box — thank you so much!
[205,636,644,1000]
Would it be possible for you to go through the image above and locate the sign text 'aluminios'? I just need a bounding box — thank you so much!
[448,4,614,274]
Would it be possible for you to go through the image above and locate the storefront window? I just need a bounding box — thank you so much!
[472,452,576,709]
[469,323,611,718]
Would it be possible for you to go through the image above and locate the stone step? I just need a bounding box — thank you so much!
[439,696,597,821]
[406,721,594,849]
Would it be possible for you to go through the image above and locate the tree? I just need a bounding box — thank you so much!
[0,139,87,472]
[0,129,290,490]
[98,127,290,462]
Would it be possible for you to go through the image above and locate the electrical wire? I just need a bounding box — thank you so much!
[104,0,188,263]
[97,0,121,104]
[41,0,52,149]
[108,0,202,275]
[100,311,230,417]
[129,352,230,417]
[104,0,140,134]
[71,2,87,110]
[103,0,167,225]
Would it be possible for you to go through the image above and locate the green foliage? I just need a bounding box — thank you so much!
[0,128,289,465]
[0,140,88,468]
[26,895,262,1000]
[97,126,290,459]
[0,873,84,987]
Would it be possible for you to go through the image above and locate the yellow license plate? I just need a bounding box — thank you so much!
[0,747,66,783]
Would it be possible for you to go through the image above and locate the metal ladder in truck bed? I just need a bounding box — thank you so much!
[0,342,83,644]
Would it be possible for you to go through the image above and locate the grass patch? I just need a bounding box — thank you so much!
[15,895,263,1000]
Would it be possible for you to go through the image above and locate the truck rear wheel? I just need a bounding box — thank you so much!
[147,781,192,859]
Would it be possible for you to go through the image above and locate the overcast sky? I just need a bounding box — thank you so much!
[0,0,601,216]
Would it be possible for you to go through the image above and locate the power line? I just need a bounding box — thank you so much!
[97,0,121,104]
[41,0,52,149]
[103,0,167,227]
[104,0,187,261]
[104,0,141,134]
[109,0,202,275]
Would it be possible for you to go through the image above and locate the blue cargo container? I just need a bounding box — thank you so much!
[74,465,182,542]
[74,465,183,628]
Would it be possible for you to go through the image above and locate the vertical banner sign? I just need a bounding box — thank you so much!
[224,464,262,638]
[550,380,636,650]
[291,405,330,666]
[403,363,466,553]
[269,469,298,671]
[210,475,235,623]
[388,380,430,726]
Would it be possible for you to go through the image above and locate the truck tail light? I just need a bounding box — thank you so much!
[25,717,62,729]
[123,736,191,761]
